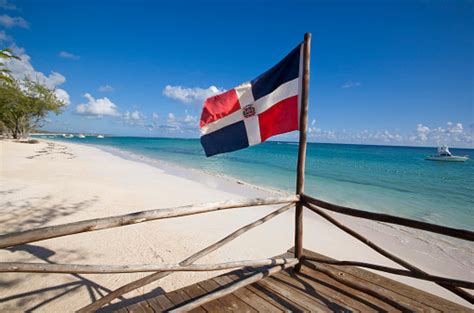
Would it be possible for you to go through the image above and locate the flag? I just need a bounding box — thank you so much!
[200,43,303,157]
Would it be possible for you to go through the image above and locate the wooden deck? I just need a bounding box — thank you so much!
[113,249,470,312]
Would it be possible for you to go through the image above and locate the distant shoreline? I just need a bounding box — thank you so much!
[32,133,474,150]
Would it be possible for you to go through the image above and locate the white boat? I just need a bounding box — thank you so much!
[425,145,469,162]
[64,134,74,138]
[78,134,86,138]
[97,135,104,138]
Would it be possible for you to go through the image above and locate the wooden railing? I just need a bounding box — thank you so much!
[0,196,299,312]
[0,193,473,312]
[301,194,474,304]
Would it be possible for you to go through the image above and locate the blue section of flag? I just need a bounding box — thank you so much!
[200,121,249,157]
[250,44,301,101]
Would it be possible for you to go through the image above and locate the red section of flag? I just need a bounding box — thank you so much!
[200,89,240,128]
[258,95,298,142]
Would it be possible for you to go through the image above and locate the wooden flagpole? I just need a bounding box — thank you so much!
[295,32,311,271]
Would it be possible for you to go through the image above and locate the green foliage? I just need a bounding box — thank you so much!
[0,48,20,84]
[0,47,65,139]
[0,79,66,139]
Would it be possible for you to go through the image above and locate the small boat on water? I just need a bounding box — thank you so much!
[78,134,86,138]
[425,145,469,162]
[63,134,74,138]
[97,135,104,138]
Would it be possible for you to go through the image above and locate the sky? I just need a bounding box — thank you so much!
[1,0,473,147]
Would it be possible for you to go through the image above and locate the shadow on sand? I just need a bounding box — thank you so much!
[0,244,123,312]
[0,193,127,311]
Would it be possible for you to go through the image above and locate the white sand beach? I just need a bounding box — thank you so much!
[0,139,472,311]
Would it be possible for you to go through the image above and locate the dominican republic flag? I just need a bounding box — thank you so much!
[200,43,303,157]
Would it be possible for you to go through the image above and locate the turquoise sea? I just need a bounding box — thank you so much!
[46,136,473,230]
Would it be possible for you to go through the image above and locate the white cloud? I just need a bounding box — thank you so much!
[341,81,362,89]
[446,122,463,134]
[4,45,71,104]
[414,124,430,142]
[122,110,147,127]
[0,14,28,28]
[0,30,12,42]
[54,89,71,105]
[0,0,17,10]
[59,51,80,60]
[159,112,199,134]
[409,122,472,146]
[305,121,472,148]
[98,84,114,92]
[163,85,225,103]
[138,111,202,135]
[184,114,197,124]
[167,112,176,123]
[75,93,120,117]
[131,111,141,120]
[124,110,145,121]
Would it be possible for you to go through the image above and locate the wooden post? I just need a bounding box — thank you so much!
[295,32,311,271]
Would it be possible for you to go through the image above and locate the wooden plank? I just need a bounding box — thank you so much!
[145,294,174,312]
[297,249,429,309]
[126,298,153,313]
[303,255,473,289]
[299,249,470,312]
[198,278,257,312]
[230,262,330,311]
[212,274,284,312]
[254,273,333,312]
[274,269,377,312]
[232,266,308,312]
[245,281,306,312]
[165,288,206,313]
[129,299,151,312]
[280,267,401,312]
[168,261,297,312]
[182,282,226,312]
[166,289,189,306]
[300,265,431,312]
[120,248,471,312]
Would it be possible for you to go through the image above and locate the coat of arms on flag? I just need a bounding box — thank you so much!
[200,43,304,157]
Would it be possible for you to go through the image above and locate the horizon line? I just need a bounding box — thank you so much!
[32,131,474,150]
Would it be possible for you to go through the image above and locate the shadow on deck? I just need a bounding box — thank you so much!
[114,248,469,312]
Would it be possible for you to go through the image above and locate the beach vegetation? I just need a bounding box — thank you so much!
[0,48,20,84]
[0,78,65,139]
[1,47,66,139]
